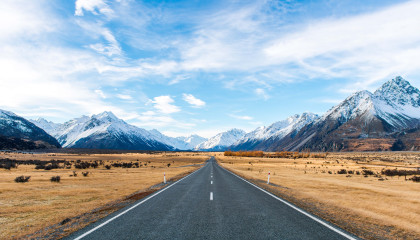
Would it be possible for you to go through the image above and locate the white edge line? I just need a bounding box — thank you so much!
[73,164,206,240]
[217,163,358,240]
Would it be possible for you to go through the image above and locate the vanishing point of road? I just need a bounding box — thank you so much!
[67,157,359,240]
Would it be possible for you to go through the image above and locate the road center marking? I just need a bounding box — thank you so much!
[210,192,213,200]
[211,180,213,184]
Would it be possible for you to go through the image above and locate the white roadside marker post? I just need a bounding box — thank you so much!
[164,172,166,184]
[267,171,270,184]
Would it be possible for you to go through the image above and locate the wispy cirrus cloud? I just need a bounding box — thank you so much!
[75,0,114,17]
[229,114,253,121]
[116,94,132,100]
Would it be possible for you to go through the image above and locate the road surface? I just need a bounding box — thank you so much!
[67,157,358,240]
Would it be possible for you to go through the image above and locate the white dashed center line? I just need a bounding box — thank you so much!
[211,180,213,184]
[210,192,213,201]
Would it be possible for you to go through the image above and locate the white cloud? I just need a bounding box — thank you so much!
[150,96,180,114]
[182,94,206,108]
[170,1,420,91]
[263,1,420,89]
[255,88,269,100]
[117,94,133,100]
[229,114,253,121]
[77,21,122,57]
[95,89,106,98]
[75,0,114,17]
[0,0,54,40]
[169,75,189,85]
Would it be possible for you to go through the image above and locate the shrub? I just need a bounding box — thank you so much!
[15,176,30,183]
[328,171,332,174]
[410,176,420,182]
[381,168,420,177]
[105,165,111,170]
[82,171,89,177]
[167,163,171,167]
[50,176,61,182]
[362,170,374,176]
[0,159,17,170]
[337,169,347,174]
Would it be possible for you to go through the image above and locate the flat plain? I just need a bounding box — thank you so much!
[217,151,420,240]
[0,151,208,239]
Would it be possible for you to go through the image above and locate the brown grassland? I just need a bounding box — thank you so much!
[0,151,208,239]
[217,151,420,240]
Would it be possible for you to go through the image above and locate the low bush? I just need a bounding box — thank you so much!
[0,159,17,170]
[82,171,89,177]
[15,176,30,183]
[50,176,61,182]
[410,176,420,182]
[381,168,420,177]
[337,169,347,174]
[362,170,375,176]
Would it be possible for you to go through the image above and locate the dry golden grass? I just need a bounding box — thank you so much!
[0,151,208,239]
[217,152,420,240]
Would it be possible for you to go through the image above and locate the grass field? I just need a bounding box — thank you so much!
[0,151,208,239]
[217,151,420,240]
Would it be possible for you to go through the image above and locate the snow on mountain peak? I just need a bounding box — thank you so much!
[234,112,319,146]
[195,128,246,150]
[374,76,420,107]
[318,77,420,130]
[92,111,119,122]
[322,90,374,122]
[0,109,18,118]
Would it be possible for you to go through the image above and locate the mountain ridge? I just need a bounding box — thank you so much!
[4,76,418,152]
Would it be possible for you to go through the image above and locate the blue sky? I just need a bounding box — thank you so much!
[1,0,420,137]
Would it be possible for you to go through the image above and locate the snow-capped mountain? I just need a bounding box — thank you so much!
[32,111,173,150]
[30,117,62,137]
[148,130,206,150]
[260,76,420,151]
[31,112,208,151]
[315,76,420,131]
[231,113,319,150]
[195,129,246,151]
[176,135,207,149]
[0,109,60,149]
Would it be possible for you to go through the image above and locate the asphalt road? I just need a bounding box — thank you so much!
[67,157,358,240]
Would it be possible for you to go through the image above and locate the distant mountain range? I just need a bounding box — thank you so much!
[1,76,418,151]
[194,129,246,151]
[30,111,207,151]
